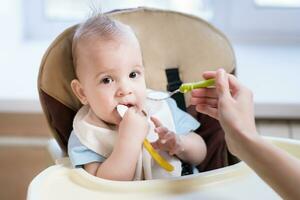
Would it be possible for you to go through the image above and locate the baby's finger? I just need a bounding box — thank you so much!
[150,116,163,127]
[137,109,147,118]
[154,127,169,139]
[159,131,175,145]
[135,104,147,116]
[163,131,175,141]
[151,141,159,149]
[169,148,177,156]
[151,139,167,151]
[169,145,183,156]
[127,106,138,114]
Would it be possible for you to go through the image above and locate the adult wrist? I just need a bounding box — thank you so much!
[233,130,261,159]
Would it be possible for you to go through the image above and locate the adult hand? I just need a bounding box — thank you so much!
[190,69,258,156]
[191,69,300,200]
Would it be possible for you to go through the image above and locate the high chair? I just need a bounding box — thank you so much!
[28,7,298,199]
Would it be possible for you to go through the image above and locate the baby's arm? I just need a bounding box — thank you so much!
[86,135,144,180]
[151,117,206,166]
[85,107,149,181]
[175,132,206,165]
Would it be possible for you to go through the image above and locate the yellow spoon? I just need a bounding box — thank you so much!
[147,78,215,101]
[179,78,215,93]
[143,79,216,170]
[143,139,174,172]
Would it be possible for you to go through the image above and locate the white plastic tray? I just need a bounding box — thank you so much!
[28,137,300,200]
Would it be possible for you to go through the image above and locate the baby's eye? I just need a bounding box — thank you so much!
[101,77,113,84]
[129,71,140,79]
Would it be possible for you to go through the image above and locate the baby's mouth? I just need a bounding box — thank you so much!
[116,104,147,117]
[119,103,134,108]
[115,104,133,115]
[116,104,130,118]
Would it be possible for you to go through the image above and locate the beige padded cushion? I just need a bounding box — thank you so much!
[38,7,235,112]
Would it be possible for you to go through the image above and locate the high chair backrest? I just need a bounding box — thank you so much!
[38,7,236,171]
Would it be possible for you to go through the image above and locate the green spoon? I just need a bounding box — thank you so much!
[147,79,215,101]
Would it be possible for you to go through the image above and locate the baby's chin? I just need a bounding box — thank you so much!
[106,111,122,126]
[101,118,120,129]
[114,116,122,125]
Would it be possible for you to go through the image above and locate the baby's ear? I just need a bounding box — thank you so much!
[71,79,88,105]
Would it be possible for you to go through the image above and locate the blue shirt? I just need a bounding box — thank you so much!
[68,98,200,168]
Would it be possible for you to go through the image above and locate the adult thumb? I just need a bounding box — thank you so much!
[216,68,231,98]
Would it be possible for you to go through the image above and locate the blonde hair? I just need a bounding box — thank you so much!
[72,14,126,74]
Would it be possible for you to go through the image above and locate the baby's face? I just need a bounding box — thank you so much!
[75,35,146,125]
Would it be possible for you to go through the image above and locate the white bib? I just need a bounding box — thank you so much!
[73,98,182,180]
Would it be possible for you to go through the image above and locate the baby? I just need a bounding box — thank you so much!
[68,14,207,181]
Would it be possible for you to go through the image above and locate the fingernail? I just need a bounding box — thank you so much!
[217,68,225,81]
[161,139,166,144]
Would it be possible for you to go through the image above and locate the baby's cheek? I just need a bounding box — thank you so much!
[138,91,147,105]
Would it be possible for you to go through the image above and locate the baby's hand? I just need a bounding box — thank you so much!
[150,117,184,156]
[118,107,149,143]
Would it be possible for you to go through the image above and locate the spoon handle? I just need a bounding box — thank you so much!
[179,78,215,93]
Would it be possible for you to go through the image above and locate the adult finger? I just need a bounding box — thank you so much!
[202,71,217,80]
[190,97,218,108]
[203,70,240,94]
[228,74,241,95]
[191,88,218,98]
[216,68,231,98]
[196,104,219,120]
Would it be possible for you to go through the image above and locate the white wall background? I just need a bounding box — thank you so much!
[0,0,299,118]
[0,0,51,111]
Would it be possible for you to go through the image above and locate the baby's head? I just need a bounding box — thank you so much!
[71,14,147,125]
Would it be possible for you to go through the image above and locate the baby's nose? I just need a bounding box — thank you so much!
[116,84,133,97]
